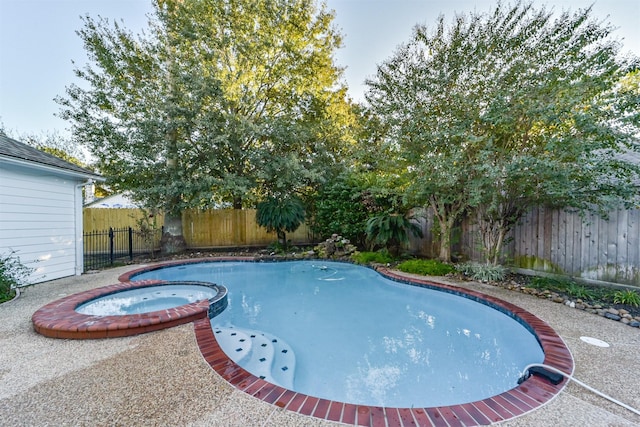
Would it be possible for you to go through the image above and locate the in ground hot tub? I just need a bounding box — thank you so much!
[32,280,227,339]
[75,282,226,317]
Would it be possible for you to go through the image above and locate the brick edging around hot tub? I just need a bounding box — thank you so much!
[31,279,211,339]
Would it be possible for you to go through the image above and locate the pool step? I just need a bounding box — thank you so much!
[212,326,295,389]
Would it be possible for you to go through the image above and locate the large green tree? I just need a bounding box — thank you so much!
[20,131,88,166]
[57,0,352,253]
[367,1,640,263]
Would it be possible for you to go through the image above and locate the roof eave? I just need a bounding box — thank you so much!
[0,155,105,182]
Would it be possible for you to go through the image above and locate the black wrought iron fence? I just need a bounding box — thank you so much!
[83,226,163,271]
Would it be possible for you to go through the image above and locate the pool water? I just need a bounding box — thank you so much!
[132,261,544,408]
[75,284,219,316]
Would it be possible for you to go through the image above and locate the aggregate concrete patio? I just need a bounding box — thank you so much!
[0,262,638,426]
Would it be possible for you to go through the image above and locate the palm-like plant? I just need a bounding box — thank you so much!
[256,196,305,249]
[365,212,423,257]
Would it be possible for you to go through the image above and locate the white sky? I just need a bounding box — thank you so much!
[1,0,638,137]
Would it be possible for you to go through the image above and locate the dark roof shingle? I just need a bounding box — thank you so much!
[0,134,101,178]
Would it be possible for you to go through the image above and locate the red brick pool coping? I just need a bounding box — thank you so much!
[188,259,572,427]
[34,258,574,426]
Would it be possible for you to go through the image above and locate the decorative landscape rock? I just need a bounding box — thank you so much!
[313,234,357,259]
[604,312,622,321]
[468,274,640,328]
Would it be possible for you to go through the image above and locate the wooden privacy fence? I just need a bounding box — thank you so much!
[83,208,163,231]
[510,207,639,286]
[83,208,314,249]
[182,209,312,247]
[85,205,639,286]
[408,206,640,287]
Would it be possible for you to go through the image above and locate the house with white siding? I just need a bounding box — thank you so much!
[0,135,103,284]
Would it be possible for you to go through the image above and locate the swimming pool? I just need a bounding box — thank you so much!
[131,260,546,408]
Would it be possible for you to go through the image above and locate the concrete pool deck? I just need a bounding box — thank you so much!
[0,262,638,426]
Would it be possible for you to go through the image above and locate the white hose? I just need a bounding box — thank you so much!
[521,363,640,417]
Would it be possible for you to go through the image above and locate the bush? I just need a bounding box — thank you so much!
[528,276,573,291]
[365,212,422,257]
[613,289,640,307]
[351,250,393,265]
[454,262,476,277]
[397,259,454,276]
[0,279,12,303]
[0,250,33,303]
[309,177,370,247]
[267,241,300,255]
[455,262,507,282]
[527,276,619,305]
[566,283,597,301]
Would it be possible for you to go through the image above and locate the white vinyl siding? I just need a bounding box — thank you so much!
[0,163,81,284]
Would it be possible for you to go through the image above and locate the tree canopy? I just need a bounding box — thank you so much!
[366,1,640,262]
[58,0,354,215]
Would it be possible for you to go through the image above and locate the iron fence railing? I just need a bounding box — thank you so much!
[83,226,163,271]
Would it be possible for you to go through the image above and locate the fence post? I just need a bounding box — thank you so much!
[109,227,114,265]
[128,227,133,261]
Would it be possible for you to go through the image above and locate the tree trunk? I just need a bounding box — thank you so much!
[233,196,242,210]
[476,201,523,265]
[492,227,506,266]
[160,212,187,254]
[430,198,454,262]
[437,217,454,262]
[161,65,186,255]
[479,219,506,266]
[477,208,499,265]
[277,230,287,249]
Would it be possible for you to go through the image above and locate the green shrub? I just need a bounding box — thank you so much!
[613,289,640,307]
[397,259,454,276]
[0,250,32,303]
[566,283,597,301]
[309,177,370,247]
[528,276,572,291]
[455,262,507,282]
[365,212,422,257]
[267,241,301,255]
[527,276,620,305]
[0,280,12,303]
[454,262,476,277]
[351,250,393,265]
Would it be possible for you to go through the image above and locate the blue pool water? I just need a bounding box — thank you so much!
[132,261,544,407]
